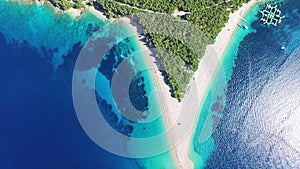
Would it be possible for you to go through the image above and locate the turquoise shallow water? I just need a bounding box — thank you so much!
[0,1,106,69]
[0,1,174,169]
[190,0,300,168]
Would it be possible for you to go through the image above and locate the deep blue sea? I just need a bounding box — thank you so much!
[0,1,174,169]
[191,0,300,168]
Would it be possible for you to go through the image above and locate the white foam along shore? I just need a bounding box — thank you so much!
[41,0,260,168]
[121,0,262,169]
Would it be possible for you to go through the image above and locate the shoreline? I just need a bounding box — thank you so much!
[213,0,262,59]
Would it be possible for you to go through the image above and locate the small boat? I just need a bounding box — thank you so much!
[242,25,249,29]
[281,46,286,50]
[238,23,248,29]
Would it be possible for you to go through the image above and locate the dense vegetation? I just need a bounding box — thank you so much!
[97,0,251,41]
[50,0,85,10]
[50,0,251,100]
[95,0,139,18]
[135,13,207,100]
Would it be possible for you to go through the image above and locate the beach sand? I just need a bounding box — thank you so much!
[121,0,261,168]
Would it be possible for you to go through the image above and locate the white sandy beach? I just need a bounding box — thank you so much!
[65,4,107,20]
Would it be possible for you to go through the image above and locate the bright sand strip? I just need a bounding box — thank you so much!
[122,0,261,169]
[65,5,109,21]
